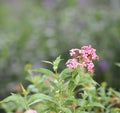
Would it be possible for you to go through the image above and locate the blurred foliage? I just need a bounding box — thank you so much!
[0,0,120,100]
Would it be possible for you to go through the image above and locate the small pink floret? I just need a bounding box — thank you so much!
[25,109,37,113]
[80,62,87,68]
[66,59,79,69]
[87,62,94,72]
[69,48,80,57]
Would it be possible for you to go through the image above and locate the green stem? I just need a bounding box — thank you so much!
[24,96,29,110]
[73,108,76,113]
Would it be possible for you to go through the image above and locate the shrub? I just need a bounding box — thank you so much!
[0,45,120,113]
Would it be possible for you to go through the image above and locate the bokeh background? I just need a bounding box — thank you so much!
[0,0,120,100]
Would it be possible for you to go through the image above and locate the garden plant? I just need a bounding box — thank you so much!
[0,45,120,113]
[0,0,120,99]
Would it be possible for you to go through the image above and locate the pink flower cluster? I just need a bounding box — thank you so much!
[66,45,99,72]
[25,109,37,113]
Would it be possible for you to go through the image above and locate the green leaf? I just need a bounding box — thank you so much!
[28,93,57,106]
[111,108,120,112]
[0,93,26,109]
[20,84,28,96]
[115,63,120,67]
[60,68,73,80]
[64,96,75,102]
[42,60,53,65]
[32,68,56,78]
[75,74,80,85]
[77,99,87,107]
[53,56,61,72]
[48,79,58,90]
[111,89,120,97]
[0,95,14,104]
[80,73,98,86]
[61,108,72,113]
[27,85,38,93]
[88,102,105,108]
[68,80,75,92]
[76,111,89,113]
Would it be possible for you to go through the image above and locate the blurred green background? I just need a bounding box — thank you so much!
[0,0,120,99]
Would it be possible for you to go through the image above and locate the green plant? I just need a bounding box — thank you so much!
[0,1,120,99]
[0,45,120,113]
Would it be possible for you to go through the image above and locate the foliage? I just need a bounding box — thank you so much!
[0,0,120,100]
[0,54,120,113]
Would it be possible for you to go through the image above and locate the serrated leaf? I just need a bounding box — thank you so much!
[32,68,56,78]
